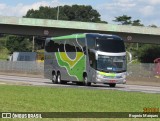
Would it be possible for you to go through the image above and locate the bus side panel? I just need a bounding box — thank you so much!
[85,35,97,83]
[55,38,86,82]
[44,39,51,79]
[86,52,97,83]
[55,52,86,81]
[44,51,72,81]
[44,52,55,80]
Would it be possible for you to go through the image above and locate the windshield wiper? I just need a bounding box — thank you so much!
[97,69,109,73]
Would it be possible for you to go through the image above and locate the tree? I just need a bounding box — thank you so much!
[138,44,160,63]
[113,15,132,25]
[24,5,107,23]
[132,20,143,26]
[113,15,143,26]
[149,24,157,28]
[0,37,6,50]
[25,6,57,19]
[6,35,32,53]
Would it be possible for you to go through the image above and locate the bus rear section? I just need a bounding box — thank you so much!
[44,34,87,84]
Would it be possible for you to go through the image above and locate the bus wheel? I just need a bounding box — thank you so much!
[109,83,116,87]
[52,73,57,84]
[76,82,83,86]
[60,80,67,84]
[84,75,91,86]
[56,73,61,84]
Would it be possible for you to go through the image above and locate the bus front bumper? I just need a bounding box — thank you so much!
[96,77,126,84]
[95,72,127,84]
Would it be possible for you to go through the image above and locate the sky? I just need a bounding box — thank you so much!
[0,0,160,26]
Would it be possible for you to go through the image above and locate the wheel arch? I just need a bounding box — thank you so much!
[57,70,61,75]
[83,72,87,78]
[52,70,56,75]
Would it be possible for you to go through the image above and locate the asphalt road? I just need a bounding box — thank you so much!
[0,74,160,94]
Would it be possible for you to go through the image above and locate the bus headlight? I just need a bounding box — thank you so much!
[122,73,126,78]
[97,73,104,78]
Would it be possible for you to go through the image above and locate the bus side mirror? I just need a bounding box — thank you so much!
[90,60,93,65]
[95,53,98,60]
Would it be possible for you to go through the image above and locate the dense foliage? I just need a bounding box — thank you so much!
[24,5,107,23]
[137,44,160,63]
[6,35,32,53]
[113,15,143,26]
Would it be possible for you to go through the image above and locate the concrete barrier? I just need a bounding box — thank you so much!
[0,61,44,78]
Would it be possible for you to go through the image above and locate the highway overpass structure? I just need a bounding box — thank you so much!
[0,16,160,44]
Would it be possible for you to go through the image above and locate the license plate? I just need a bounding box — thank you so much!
[109,80,116,83]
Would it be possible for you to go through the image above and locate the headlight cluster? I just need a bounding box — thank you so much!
[97,74,104,78]
[122,73,127,78]
[97,73,104,78]
[97,72,126,79]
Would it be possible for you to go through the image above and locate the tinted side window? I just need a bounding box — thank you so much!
[65,39,76,52]
[88,50,96,69]
[87,37,95,49]
[65,38,86,52]
[45,40,59,52]
[45,38,86,52]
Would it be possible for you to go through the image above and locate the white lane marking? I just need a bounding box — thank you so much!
[0,75,160,93]
[0,82,6,84]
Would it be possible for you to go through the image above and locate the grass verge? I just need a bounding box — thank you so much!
[0,85,159,120]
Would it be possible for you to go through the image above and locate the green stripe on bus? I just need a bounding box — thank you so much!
[55,52,86,81]
[98,72,116,77]
[51,34,86,41]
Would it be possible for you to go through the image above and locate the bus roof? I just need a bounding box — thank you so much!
[50,33,85,40]
[50,33,121,41]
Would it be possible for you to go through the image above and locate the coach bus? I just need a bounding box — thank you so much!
[44,33,127,87]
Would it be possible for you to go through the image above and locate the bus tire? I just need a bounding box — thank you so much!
[56,72,61,84]
[61,81,67,84]
[76,82,83,86]
[109,83,116,87]
[84,75,91,86]
[52,72,57,84]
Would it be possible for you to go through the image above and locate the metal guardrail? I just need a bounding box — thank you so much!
[127,63,160,86]
[0,61,159,79]
[0,61,44,76]
[127,63,157,78]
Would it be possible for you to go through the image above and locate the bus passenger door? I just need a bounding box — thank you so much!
[88,50,97,82]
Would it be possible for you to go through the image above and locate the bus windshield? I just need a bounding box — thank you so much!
[97,55,126,73]
[96,38,125,52]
